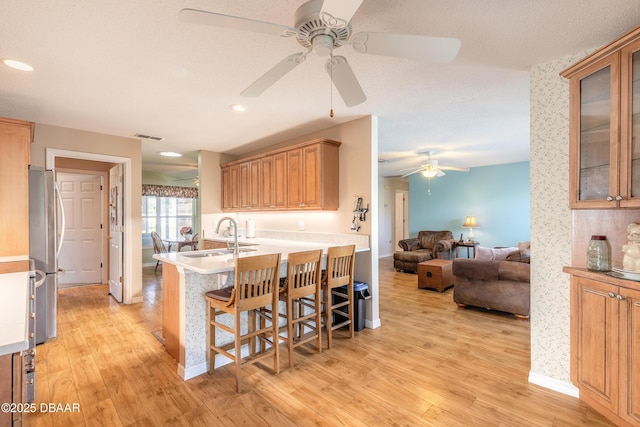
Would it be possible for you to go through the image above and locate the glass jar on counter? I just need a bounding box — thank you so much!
[587,235,611,272]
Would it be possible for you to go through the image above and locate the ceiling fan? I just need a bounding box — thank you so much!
[400,151,469,178]
[179,0,461,108]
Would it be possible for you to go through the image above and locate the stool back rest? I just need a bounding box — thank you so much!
[325,245,356,289]
[286,250,322,299]
[235,253,281,311]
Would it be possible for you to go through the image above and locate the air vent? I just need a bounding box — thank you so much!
[135,133,164,141]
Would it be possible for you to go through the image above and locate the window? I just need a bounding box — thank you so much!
[142,196,196,247]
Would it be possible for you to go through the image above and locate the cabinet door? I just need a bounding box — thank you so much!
[228,165,239,210]
[620,39,640,207]
[569,54,620,208]
[273,152,287,209]
[0,119,32,258]
[260,155,274,209]
[302,144,322,208]
[619,286,640,425]
[248,159,260,209]
[287,148,304,208]
[571,276,619,413]
[239,162,250,209]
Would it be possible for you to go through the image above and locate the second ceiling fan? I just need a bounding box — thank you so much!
[179,0,461,108]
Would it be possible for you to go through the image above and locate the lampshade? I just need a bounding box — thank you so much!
[462,216,478,228]
[421,169,438,178]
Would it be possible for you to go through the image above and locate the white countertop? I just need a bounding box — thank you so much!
[0,271,30,356]
[154,236,370,274]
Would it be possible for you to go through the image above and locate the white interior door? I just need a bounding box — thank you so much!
[109,165,124,303]
[395,190,409,250]
[57,173,103,285]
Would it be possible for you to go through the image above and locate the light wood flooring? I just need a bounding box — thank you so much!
[24,258,615,426]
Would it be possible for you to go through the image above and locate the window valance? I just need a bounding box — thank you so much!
[142,184,198,199]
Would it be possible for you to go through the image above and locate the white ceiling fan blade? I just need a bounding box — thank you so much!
[438,165,470,172]
[350,32,461,63]
[325,56,366,107]
[436,169,446,177]
[320,0,364,29]
[401,169,424,178]
[179,8,297,37]
[241,53,307,97]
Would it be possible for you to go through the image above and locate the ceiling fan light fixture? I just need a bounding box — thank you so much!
[313,34,334,56]
[159,151,182,158]
[421,169,438,178]
[2,58,33,71]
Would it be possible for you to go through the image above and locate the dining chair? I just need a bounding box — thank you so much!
[322,244,356,349]
[205,253,281,393]
[278,249,323,368]
[150,231,168,272]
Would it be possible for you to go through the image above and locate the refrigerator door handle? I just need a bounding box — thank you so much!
[34,270,46,288]
[54,181,66,259]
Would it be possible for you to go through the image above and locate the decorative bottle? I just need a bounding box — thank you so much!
[587,235,611,272]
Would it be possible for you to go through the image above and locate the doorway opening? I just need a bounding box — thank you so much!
[45,148,134,303]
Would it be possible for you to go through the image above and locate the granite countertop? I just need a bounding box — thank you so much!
[154,236,370,275]
[0,271,30,356]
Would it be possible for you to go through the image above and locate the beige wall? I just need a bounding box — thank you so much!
[31,123,143,303]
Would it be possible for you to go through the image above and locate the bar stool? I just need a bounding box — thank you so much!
[278,249,323,368]
[322,244,356,349]
[205,253,281,393]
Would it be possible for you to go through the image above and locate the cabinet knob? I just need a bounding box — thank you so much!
[608,292,616,298]
[606,196,614,201]
[616,294,625,301]
[615,195,624,201]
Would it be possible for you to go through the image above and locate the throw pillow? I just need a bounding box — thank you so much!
[506,249,531,263]
[475,246,519,261]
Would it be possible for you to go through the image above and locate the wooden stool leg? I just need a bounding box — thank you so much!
[286,298,294,368]
[325,288,333,349]
[234,310,242,393]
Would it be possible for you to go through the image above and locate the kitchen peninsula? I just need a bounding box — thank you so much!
[154,232,370,380]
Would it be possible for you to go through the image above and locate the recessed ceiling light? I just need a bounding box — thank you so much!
[2,59,33,71]
[230,104,246,112]
[159,151,182,157]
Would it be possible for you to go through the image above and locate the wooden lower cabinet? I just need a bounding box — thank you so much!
[162,263,180,362]
[202,240,228,250]
[567,269,640,426]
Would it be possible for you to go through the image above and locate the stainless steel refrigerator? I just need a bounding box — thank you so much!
[29,167,65,344]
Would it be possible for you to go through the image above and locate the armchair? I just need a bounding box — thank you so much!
[393,230,455,273]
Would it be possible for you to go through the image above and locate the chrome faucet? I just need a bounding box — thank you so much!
[215,217,239,257]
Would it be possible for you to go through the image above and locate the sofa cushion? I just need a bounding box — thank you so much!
[452,259,500,280]
[498,260,530,282]
[393,249,433,263]
[476,246,518,261]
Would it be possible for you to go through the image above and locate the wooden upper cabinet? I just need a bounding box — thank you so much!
[221,164,239,210]
[221,138,340,212]
[563,26,640,208]
[0,117,34,259]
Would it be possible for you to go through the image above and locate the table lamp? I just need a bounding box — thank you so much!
[462,216,479,241]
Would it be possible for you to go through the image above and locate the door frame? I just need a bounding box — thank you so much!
[56,168,107,285]
[45,149,135,304]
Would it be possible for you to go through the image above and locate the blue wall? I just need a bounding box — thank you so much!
[408,161,530,248]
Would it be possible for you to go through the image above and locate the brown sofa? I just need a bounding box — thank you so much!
[393,230,455,273]
[452,247,530,320]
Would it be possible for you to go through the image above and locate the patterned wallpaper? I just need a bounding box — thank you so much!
[529,50,592,382]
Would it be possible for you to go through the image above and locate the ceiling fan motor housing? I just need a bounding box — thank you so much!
[294,0,350,53]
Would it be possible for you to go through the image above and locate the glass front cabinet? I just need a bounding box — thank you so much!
[563,30,640,209]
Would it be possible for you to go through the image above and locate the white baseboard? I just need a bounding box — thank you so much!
[177,344,259,380]
[528,371,579,398]
[366,318,381,329]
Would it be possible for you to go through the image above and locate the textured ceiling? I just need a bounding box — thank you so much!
[1,1,639,178]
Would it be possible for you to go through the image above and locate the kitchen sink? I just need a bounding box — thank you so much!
[181,248,257,258]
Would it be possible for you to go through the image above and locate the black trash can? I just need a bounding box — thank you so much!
[333,281,371,331]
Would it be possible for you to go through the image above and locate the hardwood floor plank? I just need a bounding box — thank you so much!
[24,260,616,426]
